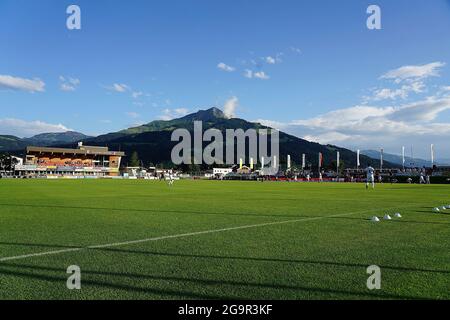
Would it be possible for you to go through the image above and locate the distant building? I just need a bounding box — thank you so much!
[15,143,125,177]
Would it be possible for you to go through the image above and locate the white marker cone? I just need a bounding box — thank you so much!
[371,216,380,222]
[383,214,392,220]
[394,213,402,218]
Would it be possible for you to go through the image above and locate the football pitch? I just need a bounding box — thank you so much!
[0,179,448,300]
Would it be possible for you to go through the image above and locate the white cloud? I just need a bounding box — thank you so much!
[366,63,441,102]
[254,71,270,80]
[244,70,270,80]
[265,56,276,64]
[174,108,189,116]
[59,76,80,92]
[371,81,425,101]
[254,119,286,130]
[263,54,282,65]
[158,108,190,121]
[0,75,45,93]
[292,105,394,128]
[381,62,445,82]
[60,83,76,92]
[244,69,253,79]
[0,118,70,137]
[217,62,236,72]
[106,84,151,102]
[256,97,450,158]
[114,83,130,92]
[389,97,450,122]
[253,62,450,157]
[69,78,80,86]
[302,131,354,144]
[106,83,130,93]
[223,96,239,119]
[289,98,450,134]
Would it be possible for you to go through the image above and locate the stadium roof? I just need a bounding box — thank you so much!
[26,146,125,157]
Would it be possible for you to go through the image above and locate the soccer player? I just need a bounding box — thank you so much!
[419,171,426,184]
[365,164,375,189]
[168,174,175,186]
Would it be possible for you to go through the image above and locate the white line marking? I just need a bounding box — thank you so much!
[0,205,418,263]
[0,248,83,262]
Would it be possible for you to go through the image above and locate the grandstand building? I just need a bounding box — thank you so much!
[14,143,125,177]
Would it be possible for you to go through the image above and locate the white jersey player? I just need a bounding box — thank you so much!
[168,174,175,186]
[366,166,375,189]
[419,172,426,184]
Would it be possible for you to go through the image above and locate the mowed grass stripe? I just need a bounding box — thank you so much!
[0,206,406,262]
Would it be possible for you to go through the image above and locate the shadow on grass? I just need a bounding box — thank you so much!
[0,203,315,219]
[89,247,450,275]
[0,242,79,249]
[0,262,433,300]
[0,265,230,299]
[1,240,449,277]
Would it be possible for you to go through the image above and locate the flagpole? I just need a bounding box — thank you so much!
[402,146,405,170]
[380,148,384,171]
[318,152,322,174]
[336,151,340,178]
[431,144,435,167]
[356,149,360,170]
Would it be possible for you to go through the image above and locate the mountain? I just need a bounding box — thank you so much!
[0,135,27,152]
[362,150,450,167]
[88,108,266,145]
[361,150,432,168]
[121,107,230,134]
[437,158,450,166]
[0,131,91,153]
[78,108,395,168]
[0,109,399,169]
[24,131,92,145]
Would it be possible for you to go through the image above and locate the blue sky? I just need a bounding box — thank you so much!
[1,0,450,158]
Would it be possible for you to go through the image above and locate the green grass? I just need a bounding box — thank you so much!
[0,179,448,300]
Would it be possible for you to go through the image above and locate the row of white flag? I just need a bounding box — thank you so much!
[241,144,436,170]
